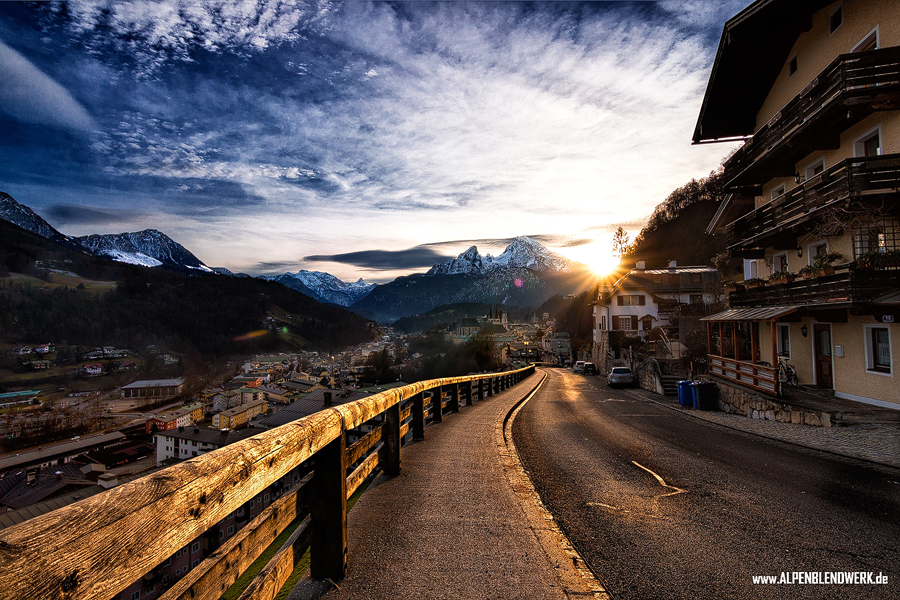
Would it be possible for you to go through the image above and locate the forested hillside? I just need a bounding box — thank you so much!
[0,220,376,355]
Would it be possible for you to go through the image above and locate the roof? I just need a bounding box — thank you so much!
[0,432,126,473]
[693,0,833,143]
[256,389,373,429]
[701,306,800,321]
[218,399,267,417]
[609,267,720,296]
[154,426,262,447]
[121,378,184,389]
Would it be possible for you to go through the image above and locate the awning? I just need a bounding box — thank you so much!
[700,306,800,322]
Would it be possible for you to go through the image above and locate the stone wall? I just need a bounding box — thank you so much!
[635,360,665,395]
[591,330,610,374]
[714,377,833,427]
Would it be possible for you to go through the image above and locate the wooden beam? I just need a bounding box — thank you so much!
[236,515,312,600]
[310,432,347,580]
[383,403,401,477]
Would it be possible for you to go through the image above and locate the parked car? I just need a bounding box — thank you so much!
[607,367,634,388]
[582,362,597,375]
[573,361,586,373]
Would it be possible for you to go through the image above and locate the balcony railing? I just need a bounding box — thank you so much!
[723,46,900,186]
[725,154,900,252]
[729,267,900,308]
[0,366,536,600]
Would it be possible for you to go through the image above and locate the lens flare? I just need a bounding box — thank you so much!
[233,330,269,342]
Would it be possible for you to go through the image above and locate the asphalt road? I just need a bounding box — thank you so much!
[512,368,900,600]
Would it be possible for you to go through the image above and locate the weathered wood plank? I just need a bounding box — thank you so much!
[399,421,410,440]
[346,424,382,467]
[0,410,342,600]
[310,432,347,580]
[237,515,312,600]
[383,403,401,476]
[400,406,411,422]
[160,474,313,600]
[347,448,380,498]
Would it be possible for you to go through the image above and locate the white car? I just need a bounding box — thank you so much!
[607,367,634,388]
[573,361,586,373]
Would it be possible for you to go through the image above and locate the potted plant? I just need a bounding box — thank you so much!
[801,251,844,278]
[768,270,797,284]
[744,277,767,288]
[856,249,900,270]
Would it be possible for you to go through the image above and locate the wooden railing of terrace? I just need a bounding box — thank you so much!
[708,355,778,396]
[0,366,536,600]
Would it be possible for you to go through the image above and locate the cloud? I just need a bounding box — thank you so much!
[44,203,142,226]
[0,39,96,132]
[305,247,454,270]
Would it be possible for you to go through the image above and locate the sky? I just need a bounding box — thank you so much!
[0,1,749,283]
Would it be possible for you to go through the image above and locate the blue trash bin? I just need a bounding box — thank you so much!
[691,381,718,410]
[677,380,694,407]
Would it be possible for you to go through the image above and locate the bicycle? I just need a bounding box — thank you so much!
[777,357,799,387]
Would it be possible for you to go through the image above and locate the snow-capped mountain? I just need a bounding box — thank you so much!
[0,192,73,245]
[75,230,212,272]
[427,236,576,276]
[266,270,376,307]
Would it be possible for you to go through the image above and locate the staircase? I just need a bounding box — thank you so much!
[660,375,680,396]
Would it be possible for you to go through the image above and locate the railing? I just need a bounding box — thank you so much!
[708,355,778,397]
[723,46,900,186]
[725,154,900,251]
[728,266,900,307]
[0,366,536,600]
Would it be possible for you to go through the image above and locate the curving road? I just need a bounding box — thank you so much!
[512,368,900,600]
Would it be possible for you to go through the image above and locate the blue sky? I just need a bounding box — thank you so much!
[0,1,749,282]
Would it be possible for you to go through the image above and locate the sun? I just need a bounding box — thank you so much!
[588,253,622,277]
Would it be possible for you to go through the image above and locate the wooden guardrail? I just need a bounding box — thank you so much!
[0,365,536,600]
[708,355,778,396]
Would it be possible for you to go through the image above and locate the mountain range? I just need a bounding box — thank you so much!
[0,192,598,324]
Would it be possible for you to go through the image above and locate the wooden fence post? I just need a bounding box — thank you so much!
[412,392,425,440]
[464,381,473,406]
[310,431,347,580]
[431,389,443,423]
[449,384,459,413]
[383,402,401,476]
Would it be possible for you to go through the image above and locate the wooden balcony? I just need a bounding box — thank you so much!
[723,46,900,188]
[725,154,900,253]
[729,267,900,308]
[709,355,779,397]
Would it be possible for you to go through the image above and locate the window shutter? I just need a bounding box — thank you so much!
[639,295,645,306]
[617,296,624,306]
[631,316,638,330]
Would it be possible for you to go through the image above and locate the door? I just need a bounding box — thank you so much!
[814,324,833,388]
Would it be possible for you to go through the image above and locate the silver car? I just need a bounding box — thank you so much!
[607,367,634,388]
[573,361,585,373]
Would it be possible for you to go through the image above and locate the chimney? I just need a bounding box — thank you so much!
[668,260,677,270]
[635,261,646,270]
[98,473,119,489]
[323,391,332,407]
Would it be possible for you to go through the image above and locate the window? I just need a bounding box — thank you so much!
[219,530,225,540]
[131,592,141,600]
[617,295,645,306]
[773,253,788,273]
[805,159,824,181]
[854,126,881,157]
[613,316,637,331]
[788,55,797,77]
[771,184,785,200]
[808,242,827,265]
[745,259,758,280]
[175,549,183,558]
[264,493,270,502]
[227,525,234,535]
[853,218,900,258]
[852,27,878,52]
[829,5,842,36]
[867,326,891,374]
[175,568,181,576]
[192,560,200,568]
[777,324,791,357]
[249,499,254,510]
[600,315,607,331]
[690,294,703,304]
[690,273,702,285]
[191,542,200,554]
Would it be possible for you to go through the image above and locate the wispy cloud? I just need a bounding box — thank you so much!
[305,246,453,271]
[0,38,96,132]
[45,203,143,226]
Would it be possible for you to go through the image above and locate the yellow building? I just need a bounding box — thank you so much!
[698,0,900,409]
[212,399,267,429]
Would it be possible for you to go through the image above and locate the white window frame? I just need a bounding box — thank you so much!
[807,241,827,266]
[771,184,785,200]
[828,4,843,37]
[851,26,879,52]
[853,124,882,158]
[773,252,788,273]
[131,591,141,600]
[777,324,791,358]
[191,541,200,554]
[227,525,234,535]
[745,258,758,280]
[804,158,825,181]
[864,325,892,376]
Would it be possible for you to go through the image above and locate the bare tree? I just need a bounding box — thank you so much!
[612,227,631,259]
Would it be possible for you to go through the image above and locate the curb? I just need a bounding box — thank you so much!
[495,372,612,600]
[621,386,900,471]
